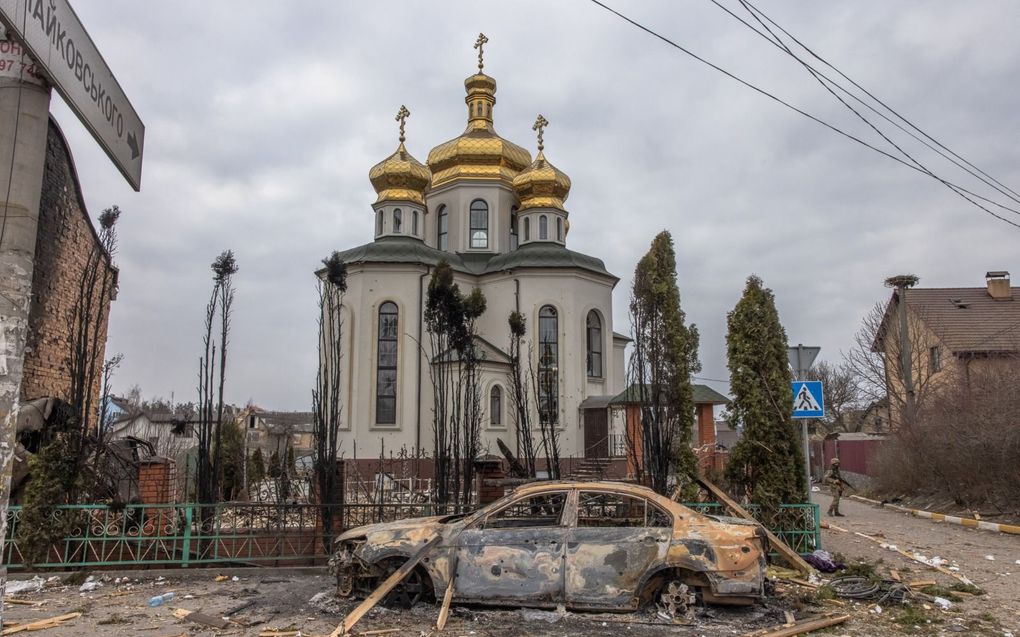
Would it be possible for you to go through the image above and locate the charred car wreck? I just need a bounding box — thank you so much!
[329,481,769,614]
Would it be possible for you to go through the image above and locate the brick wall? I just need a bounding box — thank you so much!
[20,117,116,426]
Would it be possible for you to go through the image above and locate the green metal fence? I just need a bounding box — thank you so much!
[3,501,819,570]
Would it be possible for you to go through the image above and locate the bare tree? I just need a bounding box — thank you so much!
[843,302,945,431]
[313,252,347,550]
[807,361,862,433]
[506,311,536,476]
[212,251,238,499]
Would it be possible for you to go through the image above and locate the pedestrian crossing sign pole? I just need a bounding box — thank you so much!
[792,381,825,419]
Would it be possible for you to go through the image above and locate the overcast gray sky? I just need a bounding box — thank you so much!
[52,1,1019,410]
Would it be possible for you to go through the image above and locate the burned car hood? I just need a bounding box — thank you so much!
[336,515,453,543]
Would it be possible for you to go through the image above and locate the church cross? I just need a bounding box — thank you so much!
[395,105,410,143]
[474,33,489,71]
[533,114,549,152]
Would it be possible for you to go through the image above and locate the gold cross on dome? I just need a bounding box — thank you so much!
[533,114,549,151]
[395,105,410,143]
[474,33,489,71]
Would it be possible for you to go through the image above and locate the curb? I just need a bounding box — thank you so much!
[849,495,1020,536]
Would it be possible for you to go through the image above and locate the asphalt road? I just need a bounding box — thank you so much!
[814,490,1019,634]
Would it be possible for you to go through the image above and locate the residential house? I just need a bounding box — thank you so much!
[876,270,1018,427]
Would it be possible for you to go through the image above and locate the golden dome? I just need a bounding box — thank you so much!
[369,106,431,205]
[512,115,571,212]
[426,34,532,189]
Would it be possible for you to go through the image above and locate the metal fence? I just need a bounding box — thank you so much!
[3,501,819,570]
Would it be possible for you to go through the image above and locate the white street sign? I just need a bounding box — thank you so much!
[0,0,144,190]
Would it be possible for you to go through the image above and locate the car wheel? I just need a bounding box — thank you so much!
[658,578,698,617]
[375,557,430,609]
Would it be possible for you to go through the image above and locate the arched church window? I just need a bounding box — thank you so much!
[393,208,402,234]
[557,217,563,242]
[376,210,383,235]
[437,205,448,250]
[470,199,489,249]
[539,215,548,240]
[538,305,559,425]
[586,311,603,378]
[376,302,399,424]
[412,210,419,236]
[490,386,502,426]
[523,217,531,241]
[510,206,519,250]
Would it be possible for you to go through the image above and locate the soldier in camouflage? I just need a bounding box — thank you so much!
[825,457,853,517]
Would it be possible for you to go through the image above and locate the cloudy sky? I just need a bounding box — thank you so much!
[51,1,1020,409]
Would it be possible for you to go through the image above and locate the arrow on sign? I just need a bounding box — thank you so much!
[127,131,140,159]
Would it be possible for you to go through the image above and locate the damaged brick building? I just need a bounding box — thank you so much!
[19,117,117,420]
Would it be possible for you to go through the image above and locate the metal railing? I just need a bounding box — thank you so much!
[3,500,818,570]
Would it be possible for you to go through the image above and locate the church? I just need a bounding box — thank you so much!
[327,36,633,465]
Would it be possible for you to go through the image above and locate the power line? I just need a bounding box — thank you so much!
[588,0,1020,230]
[711,0,1020,217]
[739,0,1020,204]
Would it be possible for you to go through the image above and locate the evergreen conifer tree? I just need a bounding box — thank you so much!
[724,275,806,509]
[628,231,700,495]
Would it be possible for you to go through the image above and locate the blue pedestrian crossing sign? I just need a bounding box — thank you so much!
[791,381,824,419]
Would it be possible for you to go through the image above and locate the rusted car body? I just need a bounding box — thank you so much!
[329,481,768,612]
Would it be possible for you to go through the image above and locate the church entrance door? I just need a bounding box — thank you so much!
[583,408,609,458]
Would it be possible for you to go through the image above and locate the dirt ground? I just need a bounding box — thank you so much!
[1,492,1017,636]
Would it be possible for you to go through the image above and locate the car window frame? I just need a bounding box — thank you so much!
[573,489,674,529]
[473,489,572,531]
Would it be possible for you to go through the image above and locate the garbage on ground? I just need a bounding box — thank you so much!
[78,575,102,592]
[147,592,175,607]
[803,549,844,573]
[932,596,953,610]
[985,555,996,561]
[6,576,45,595]
[519,605,568,624]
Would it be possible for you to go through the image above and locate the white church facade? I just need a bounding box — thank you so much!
[327,39,632,463]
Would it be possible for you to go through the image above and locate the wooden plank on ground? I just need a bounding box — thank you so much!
[171,607,230,629]
[0,612,81,635]
[696,475,814,575]
[741,613,849,637]
[330,535,442,637]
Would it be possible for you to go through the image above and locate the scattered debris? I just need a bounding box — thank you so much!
[147,592,175,607]
[985,555,996,561]
[171,607,231,629]
[4,577,45,596]
[224,599,258,616]
[78,576,102,592]
[0,612,81,635]
[741,613,849,636]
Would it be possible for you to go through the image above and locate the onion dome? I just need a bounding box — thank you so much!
[512,114,571,211]
[369,105,431,205]
[426,34,532,189]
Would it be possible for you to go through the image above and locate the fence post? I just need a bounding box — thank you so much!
[181,505,192,568]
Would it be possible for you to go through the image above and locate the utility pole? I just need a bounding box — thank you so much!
[885,275,919,426]
[0,26,52,613]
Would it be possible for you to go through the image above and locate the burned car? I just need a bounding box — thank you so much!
[329,481,768,613]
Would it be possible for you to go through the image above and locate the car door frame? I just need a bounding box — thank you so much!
[452,488,573,607]
[563,489,674,610]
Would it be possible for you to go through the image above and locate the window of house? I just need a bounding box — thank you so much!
[393,208,402,234]
[577,492,671,528]
[376,210,383,235]
[523,217,531,241]
[539,215,548,240]
[929,346,941,373]
[483,492,567,529]
[437,205,448,250]
[376,302,399,424]
[490,386,502,426]
[538,305,559,424]
[412,210,419,236]
[470,199,489,249]
[556,217,563,242]
[586,311,603,378]
[510,206,519,250]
